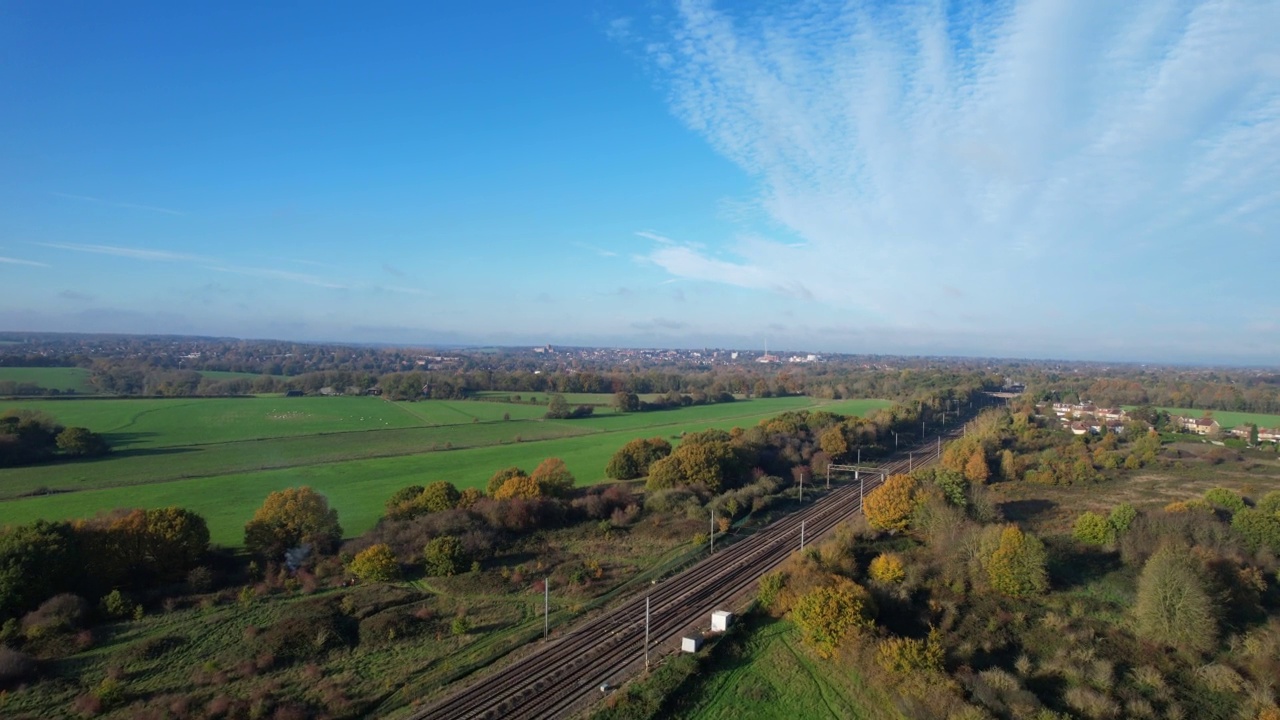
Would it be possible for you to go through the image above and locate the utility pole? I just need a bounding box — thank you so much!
[799,472,804,503]
[825,464,830,489]
[710,507,714,554]
[937,436,941,455]
[800,520,806,550]
[859,473,865,509]
[909,451,913,472]
[644,596,650,671]
[857,447,861,464]
[893,431,898,448]
[544,578,549,641]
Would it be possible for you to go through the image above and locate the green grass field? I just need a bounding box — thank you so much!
[0,366,96,394]
[672,618,901,720]
[1151,407,1280,430]
[196,370,282,381]
[0,396,891,546]
[471,391,667,405]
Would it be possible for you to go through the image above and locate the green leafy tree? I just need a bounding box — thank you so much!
[244,486,342,559]
[545,393,571,419]
[0,520,78,620]
[1134,546,1217,653]
[985,525,1049,598]
[531,457,575,496]
[1108,503,1137,535]
[863,474,920,532]
[791,578,875,658]
[385,485,425,518]
[349,543,400,581]
[55,427,109,457]
[487,467,527,496]
[1231,509,1280,553]
[419,481,461,513]
[606,437,671,480]
[612,391,640,413]
[424,536,465,576]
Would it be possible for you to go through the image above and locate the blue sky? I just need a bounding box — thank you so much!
[2,1,1277,363]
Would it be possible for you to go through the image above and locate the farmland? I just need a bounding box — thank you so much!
[0,366,95,393]
[0,395,890,547]
[1151,407,1280,430]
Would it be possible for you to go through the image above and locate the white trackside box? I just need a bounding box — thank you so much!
[681,635,703,653]
[711,610,733,632]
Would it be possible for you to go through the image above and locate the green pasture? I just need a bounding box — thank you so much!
[0,396,425,448]
[196,370,281,381]
[673,619,900,720]
[0,395,892,546]
[1150,407,1280,430]
[0,366,95,393]
[473,392,665,404]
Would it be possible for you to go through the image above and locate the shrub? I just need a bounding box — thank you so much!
[1258,490,1280,516]
[1073,512,1115,545]
[869,553,906,584]
[348,544,400,582]
[99,590,134,620]
[1231,509,1280,553]
[1204,487,1246,515]
[423,536,465,577]
[876,628,944,674]
[863,474,920,531]
[758,572,786,610]
[450,616,471,635]
[1134,546,1217,653]
[791,578,875,657]
[21,593,88,639]
[1108,503,1137,534]
[418,481,461,513]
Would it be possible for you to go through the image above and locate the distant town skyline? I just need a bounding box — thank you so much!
[2,1,1277,364]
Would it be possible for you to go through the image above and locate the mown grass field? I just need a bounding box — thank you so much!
[196,370,283,381]
[0,366,96,393]
[0,396,891,547]
[471,391,668,405]
[1151,407,1280,430]
[671,618,902,720]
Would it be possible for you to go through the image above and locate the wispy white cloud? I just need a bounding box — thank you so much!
[572,241,619,258]
[205,265,348,289]
[52,192,184,216]
[623,0,1280,346]
[0,256,50,267]
[33,241,211,263]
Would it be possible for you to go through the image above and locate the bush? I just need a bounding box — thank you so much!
[791,578,875,657]
[876,628,944,674]
[1204,487,1246,515]
[1108,503,1137,534]
[1255,490,1280,516]
[423,536,465,577]
[99,590,134,620]
[348,544,400,582]
[486,467,527,496]
[868,553,906,584]
[1073,512,1115,545]
[1231,509,1280,553]
[21,593,88,639]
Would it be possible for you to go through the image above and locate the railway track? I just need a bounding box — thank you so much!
[408,424,966,720]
